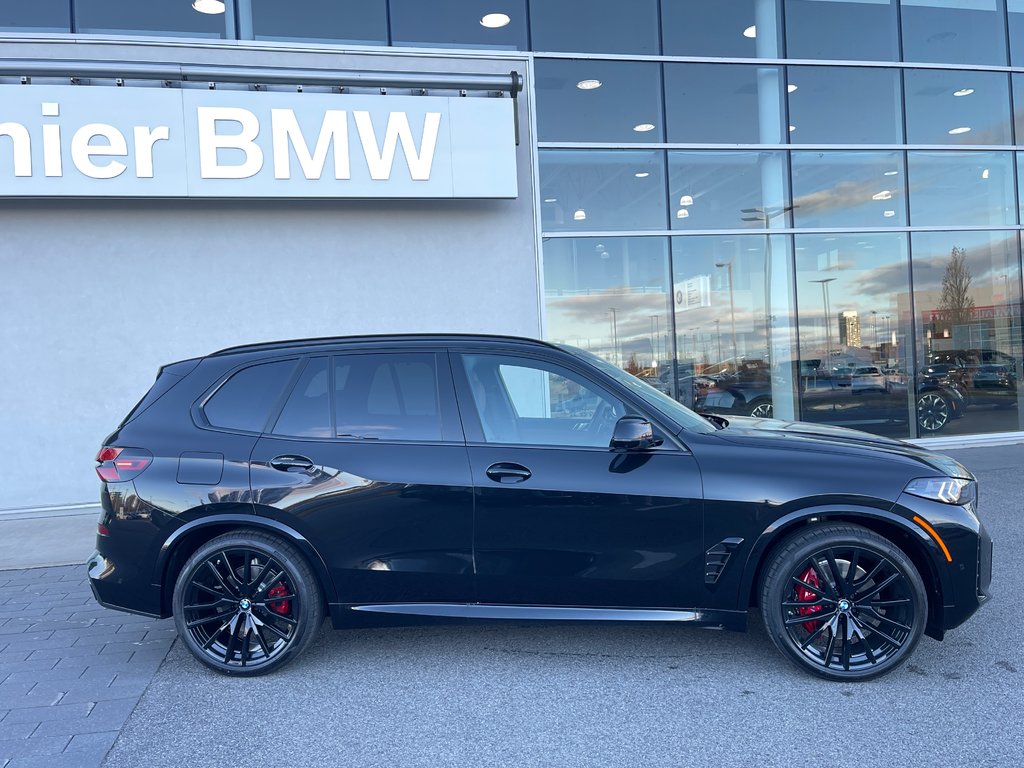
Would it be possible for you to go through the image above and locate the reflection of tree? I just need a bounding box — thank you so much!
[624,352,641,375]
[938,246,975,327]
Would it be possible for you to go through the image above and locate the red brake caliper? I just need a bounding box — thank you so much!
[267,583,291,615]
[796,566,823,633]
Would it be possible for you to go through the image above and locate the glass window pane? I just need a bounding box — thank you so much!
[795,233,915,438]
[905,69,1012,145]
[900,0,1007,66]
[784,0,899,61]
[792,151,907,228]
[334,354,442,441]
[75,0,227,38]
[674,235,799,419]
[536,60,664,142]
[908,151,1015,226]
[540,150,667,232]
[668,151,789,231]
[390,0,527,49]
[544,237,671,378]
[1013,74,1024,143]
[204,361,297,433]
[1019,153,1024,223]
[912,230,1024,434]
[0,0,69,31]
[665,64,785,145]
[1011,1,1024,66]
[252,0,386,44]
[530,0,659,54]
[787,66,903,144]
[661,0,782,58]
[273,357,331,437]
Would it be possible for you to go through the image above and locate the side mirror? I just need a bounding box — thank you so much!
[609,416,661,451]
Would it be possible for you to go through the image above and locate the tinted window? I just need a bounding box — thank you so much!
[662,0,781,58]
[334,354,442,441]
[273,357,331,437]
[461,354,626,447]
[791,151,907,228]
[0,0,70,31]
[1011,1,1024,66]
[530,0,660,54]
[252,0,387,44]
[900,0,1007,66]
[786,66,903,144]
[785,0,899,61]
[907,151,1016,226]
[904,69,1012,145]
[204,360,296,433]
[75,0,228,37]
[391,0,527,49]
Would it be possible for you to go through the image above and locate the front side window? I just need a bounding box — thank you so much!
[203,360,296,433]
[461,354,626,447]
[334,353,442,441]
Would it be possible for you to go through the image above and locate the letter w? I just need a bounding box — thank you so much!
[354,111,441,181]
[271,109,349,180]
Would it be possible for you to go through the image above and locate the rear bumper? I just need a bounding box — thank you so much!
[87,551,162,618]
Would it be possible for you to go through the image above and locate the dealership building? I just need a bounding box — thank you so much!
[1,0,1022,511]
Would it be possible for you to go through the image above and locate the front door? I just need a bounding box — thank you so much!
[452,350,704,609]
[249,350,474,605]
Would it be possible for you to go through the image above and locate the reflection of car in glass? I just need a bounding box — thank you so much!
[851,366,887,391]
[696,370,964,433]
[922,356,1018,410]
[89,335,991,682]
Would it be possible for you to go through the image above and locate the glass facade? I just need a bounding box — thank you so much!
[3,0,1022,439]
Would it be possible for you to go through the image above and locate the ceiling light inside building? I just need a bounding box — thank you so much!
[872,191,892,201]
[787,84,797,93]
[883,210,896,218]
[743,25,757,38]
[789,125,796,132]
[952,88,974,97]
[544,198,557,203]
[981,168,990,179]
[633,123,656,132]
[634,172,650,178]
[679,195,694,206]
[884,170,899,176]
[948,126,971,135]
[676,209,690,219]
[480,13,511,28]
[576,79,602,90]
[574,209,587,221]
[192,0,225,14]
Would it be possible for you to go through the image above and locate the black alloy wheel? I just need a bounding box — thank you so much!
[916,392,950,433]
[760,524,926,681]
[172,531,324,676]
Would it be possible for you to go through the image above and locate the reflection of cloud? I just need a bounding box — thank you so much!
[793,179,902,217]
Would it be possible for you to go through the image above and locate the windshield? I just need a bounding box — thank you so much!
[558,345,717,435]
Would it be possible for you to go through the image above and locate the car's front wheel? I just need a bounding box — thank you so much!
[917,392,950,432]
[172,530,324,676]
[760,523,927,681]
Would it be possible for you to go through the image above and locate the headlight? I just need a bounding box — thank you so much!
[904,477,976,505]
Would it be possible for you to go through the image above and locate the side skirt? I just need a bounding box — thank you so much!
[328,602,748,631]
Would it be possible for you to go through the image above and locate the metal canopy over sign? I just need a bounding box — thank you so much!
[0,85,518,198]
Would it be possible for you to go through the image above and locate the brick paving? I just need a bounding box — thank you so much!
[0,566,174,768]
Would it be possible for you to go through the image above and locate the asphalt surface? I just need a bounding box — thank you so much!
[101,445,1024,768]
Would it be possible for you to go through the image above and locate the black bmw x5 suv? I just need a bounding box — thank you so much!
[88,335,992,680]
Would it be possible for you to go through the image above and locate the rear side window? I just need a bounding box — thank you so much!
[203,360,296,433]
[272,357,331,437]
[335,353,442,441]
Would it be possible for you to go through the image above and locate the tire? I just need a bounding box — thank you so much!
[747,399,774,418]
[172,530,324,676]
[916,392,950,433]
[759,523,927,681]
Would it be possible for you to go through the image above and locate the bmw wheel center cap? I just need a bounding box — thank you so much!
[239,598,252,611]
[838,598,852,612]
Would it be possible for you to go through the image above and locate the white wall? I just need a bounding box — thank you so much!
[0,40,538,509]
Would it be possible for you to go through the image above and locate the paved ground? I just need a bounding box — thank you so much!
[1,444,1021,767]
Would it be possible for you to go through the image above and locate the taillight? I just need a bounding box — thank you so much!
[95,446,152,482]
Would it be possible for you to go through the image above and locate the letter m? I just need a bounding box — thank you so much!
[271,109,349,180]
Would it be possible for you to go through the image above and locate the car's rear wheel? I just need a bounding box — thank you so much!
[760,523,926,681]
[916,392,950,432]
[172,531,324,676]
[748,399,774,418]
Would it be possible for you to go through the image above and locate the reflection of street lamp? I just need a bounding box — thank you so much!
[715,261,739,367]
[649,314,660,367]
[741,205,797,361]
[810,278,837,370]
[870,310,879,353]
[713,318,723,363]
[608,307,619,368]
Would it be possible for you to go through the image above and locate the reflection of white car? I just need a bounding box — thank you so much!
[852,366,887,391]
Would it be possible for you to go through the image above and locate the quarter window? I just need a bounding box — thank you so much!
[203,360,296,433]
[334,354,443,441]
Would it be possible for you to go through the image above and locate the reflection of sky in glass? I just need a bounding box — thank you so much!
[540,151,667,232]
[75,0,227,37]
[1011,2,1024,66]
[531,0,659,54]
[0,0,69,31]
[662,1,778,57]
[536,60,664,143]
[904,69,1012,145]
[785,0,898,61]
[900,0,1007,66]
[1019,154,1024,224]
[389,0,527,49]
[1013,75,1024,146]
[668,152,789,231]
[792,152,906,228]
[252,0,387,44]
[787,67,903,144]
[907,151,1015,226]
[665,64,784,145]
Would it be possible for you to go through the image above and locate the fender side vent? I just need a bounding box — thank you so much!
[705,537,745,584]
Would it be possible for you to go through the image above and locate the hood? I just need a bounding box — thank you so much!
[707,415,974,479]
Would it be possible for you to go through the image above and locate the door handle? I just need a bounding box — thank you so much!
[485,462,532,484]
[269,455,315,472]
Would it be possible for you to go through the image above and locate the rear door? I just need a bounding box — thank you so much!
[249,349,474,605]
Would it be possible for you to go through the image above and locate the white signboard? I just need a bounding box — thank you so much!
[0,85,518,198]
[674,275,712,311]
